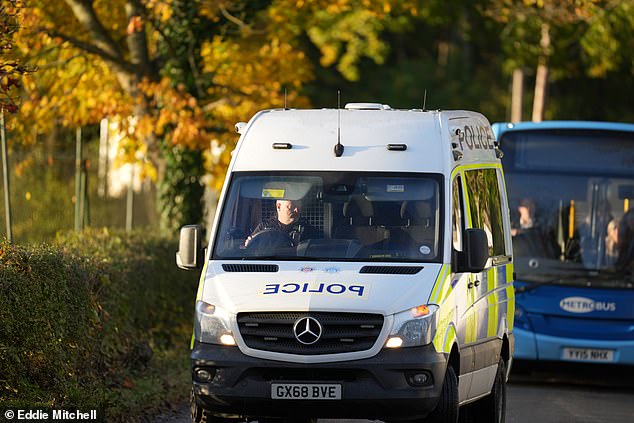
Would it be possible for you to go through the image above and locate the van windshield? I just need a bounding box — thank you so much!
[213,171,443,262]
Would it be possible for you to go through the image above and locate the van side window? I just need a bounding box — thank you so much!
[464,169,506,257]
[452,176,464,252]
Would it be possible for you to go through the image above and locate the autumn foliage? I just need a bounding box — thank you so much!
[4,0,634,230]
[0,0,31,113]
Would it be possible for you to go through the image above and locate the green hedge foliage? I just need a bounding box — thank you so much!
[0,229,198,420]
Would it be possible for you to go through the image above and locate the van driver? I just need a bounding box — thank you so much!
[245,199,318,247]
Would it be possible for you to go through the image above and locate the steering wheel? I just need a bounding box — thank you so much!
[245,229,293,251]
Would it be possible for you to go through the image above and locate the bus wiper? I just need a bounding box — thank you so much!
[514,275,563,293]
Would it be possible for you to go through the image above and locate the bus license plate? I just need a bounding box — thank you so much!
[271,383,342,400]
[562,347,614,363]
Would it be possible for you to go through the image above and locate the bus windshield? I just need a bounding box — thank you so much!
[212,171,443,262]
[501,129,634,289]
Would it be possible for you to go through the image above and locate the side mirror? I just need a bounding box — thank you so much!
[176,225,203,270]
[463,228,489,273]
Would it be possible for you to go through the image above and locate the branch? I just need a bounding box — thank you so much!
[63,0,125,61]
[219,5,249,31]
[41,28,136,74]
[202,98,228,112]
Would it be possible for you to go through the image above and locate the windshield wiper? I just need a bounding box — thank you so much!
[514,274,563,293]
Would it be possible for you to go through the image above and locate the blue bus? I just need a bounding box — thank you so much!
[492,121,634,366]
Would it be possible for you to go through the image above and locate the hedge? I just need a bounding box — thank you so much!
[0,229,198,420]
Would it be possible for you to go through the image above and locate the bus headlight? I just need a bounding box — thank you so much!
[194,301,236,346]
[386,304,439,348]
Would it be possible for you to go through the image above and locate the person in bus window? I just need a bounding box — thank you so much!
[511,198,554,257]
[511,198,537,236]
[245,199,318,247]
[605,218,620,266]
[616,209,634,272]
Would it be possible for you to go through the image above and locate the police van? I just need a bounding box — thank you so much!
[177,103,515,423]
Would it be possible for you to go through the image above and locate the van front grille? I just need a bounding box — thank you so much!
[237,312,384,355]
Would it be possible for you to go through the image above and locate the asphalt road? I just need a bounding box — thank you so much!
[154,362,634,423]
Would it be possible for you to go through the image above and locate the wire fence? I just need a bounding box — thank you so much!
[0,124,159,244]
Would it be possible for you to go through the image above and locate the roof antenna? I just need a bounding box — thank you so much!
[334,90,344,157]
[284,87,288,110]
[422,89,427,111]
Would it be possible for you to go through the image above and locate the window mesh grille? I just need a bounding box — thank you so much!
[261,186,324,233]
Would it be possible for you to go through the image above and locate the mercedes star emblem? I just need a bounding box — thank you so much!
[293,316,323,345]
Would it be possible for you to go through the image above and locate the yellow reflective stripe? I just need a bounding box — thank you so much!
[450,167,461,180]
[461,177,473,227]
[440,274,455,303]
[191,262,209,349]
[466,312,477,343]
[196,261,208,301]
[433,293,455,352]
[487,268,497,291]
[505,263,515,332]
[436,266,449,303]
[436,266,453,303]
[444,325,457,353]
[430,264,449,303]
[487,268,499,337]
[452,163,503,175]
[465,274,477,344]
[467,274,476,306]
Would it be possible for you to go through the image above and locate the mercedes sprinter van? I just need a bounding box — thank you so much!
[178,104,515,423]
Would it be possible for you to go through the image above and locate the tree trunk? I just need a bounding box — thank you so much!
[511,68,524,123]
[532,23,550,123]
[63,0,206,234]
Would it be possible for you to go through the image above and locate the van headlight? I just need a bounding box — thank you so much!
[194,301,236,346]
[385,304,439,348]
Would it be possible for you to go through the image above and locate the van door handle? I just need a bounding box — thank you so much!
[474,280,480,287]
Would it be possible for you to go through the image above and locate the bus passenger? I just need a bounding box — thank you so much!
[605,218,619,266]
[616,209,634,272]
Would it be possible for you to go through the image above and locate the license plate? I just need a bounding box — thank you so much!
[562,347,615,363]
[271,383,342,400]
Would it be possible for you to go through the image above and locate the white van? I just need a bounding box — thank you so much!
[177,104,515,423]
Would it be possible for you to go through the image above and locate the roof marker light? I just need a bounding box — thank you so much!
[387,144,407,151]
[272,143,293,150]
[344,103,391,110]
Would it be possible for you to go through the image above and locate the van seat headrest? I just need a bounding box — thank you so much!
[373,201,406,227]
[343,196,374,225]
[401,201,432,226]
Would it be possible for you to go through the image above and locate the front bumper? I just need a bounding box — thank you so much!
[191,341,448,419]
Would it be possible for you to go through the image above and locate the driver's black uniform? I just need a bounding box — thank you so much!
[250,218,318,246]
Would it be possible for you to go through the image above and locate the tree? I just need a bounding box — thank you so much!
[13,0,419,233]
[1,0,31,113]
[485,0,634,122]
